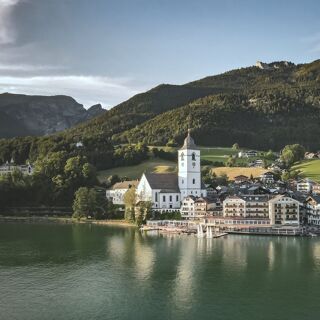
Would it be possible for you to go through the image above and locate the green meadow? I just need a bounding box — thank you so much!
[97,147,254,181]
[292,159,320,182]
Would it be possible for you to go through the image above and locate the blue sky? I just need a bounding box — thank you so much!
[0,0,319,107]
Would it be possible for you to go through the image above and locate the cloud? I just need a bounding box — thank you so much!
[0,74,145,108]
[0,0,21,45]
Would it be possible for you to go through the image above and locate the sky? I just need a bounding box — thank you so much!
[0,0,319,108]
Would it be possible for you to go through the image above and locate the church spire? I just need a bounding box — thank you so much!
[180,129,199,150]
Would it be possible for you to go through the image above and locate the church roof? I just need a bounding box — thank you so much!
[144,173,179,192]
[111,180,139,190]
[180,129,200,150]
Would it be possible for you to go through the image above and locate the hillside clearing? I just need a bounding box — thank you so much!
[97,158,176,181]
[292,160,320,183]
[211,167,268,181]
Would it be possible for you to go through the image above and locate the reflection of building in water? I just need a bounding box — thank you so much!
[132,232,155,280]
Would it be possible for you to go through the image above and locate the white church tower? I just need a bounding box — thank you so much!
[178,130,206,198]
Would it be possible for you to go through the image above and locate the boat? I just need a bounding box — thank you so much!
[197,224,204,238]
[206,226,213,238]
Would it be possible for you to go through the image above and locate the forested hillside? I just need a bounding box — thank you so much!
[0,59,319,169]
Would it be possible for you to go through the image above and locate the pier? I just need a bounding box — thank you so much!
[143,220,307,237]
[143,220,228,238]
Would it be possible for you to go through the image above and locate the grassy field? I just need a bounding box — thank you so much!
[292,160,320,182]
[149,146,238,163]
[211,167,268,180]
[98,146,262,182]
[199,147,238,162]
[98,158,176,181]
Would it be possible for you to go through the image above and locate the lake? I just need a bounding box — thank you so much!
[0,222,320,320]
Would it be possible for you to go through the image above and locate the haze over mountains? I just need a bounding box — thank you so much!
[1,59,320,151]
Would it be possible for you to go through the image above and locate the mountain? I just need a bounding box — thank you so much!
[67,59,320,150]
[0,59,320,169]
[112,60,320,150]
[0,93,105,138]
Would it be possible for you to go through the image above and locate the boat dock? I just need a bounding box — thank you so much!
[142,220,228,238]
[142,220,308,237]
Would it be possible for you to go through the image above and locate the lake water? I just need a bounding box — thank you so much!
[0,223,320,320]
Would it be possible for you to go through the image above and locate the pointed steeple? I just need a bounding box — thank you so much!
[180,129,199,150]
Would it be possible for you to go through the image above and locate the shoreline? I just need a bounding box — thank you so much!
[0,216,137,228]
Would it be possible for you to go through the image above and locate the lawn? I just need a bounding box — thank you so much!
[211,167,268,181]
[97,158,176,181]
[199,147,238,163]
[149,146,238,163]
[292,160,320,182]
[97,146,263,182]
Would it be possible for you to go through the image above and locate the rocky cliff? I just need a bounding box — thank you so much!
[0,93,105,138]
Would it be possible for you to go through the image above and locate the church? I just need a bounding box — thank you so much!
[136,130,207,212]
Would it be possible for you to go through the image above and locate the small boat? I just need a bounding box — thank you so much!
[206,226,213,238]
[197,224,204,238]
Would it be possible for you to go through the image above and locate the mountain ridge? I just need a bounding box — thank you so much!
[0,93,106,138]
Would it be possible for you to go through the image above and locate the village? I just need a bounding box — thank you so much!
[105,131,320,237]
[1,131,320,237]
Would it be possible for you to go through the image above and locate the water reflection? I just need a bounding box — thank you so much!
[2,224,320,320]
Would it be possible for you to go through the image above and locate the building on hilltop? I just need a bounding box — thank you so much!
[136,130,207,212]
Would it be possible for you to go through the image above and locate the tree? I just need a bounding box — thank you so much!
[72,187,98,219]
[232,143,239,150]
[226,156,236,167]
[281,144,305,167]
[123,186,136,221]
[136,201,152,226]
[264,150,276,161]
[281,170,301,182]
[107,174,120,187]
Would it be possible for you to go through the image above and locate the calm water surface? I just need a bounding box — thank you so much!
[0,223,320,320]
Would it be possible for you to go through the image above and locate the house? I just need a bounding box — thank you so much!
[136,130,207,212]
[260,171,275,184]
[269,195,300,225]
[0,160,33,176]
[304,152,317,159]
[297,179,313,193]
[253,159,263,167]
[306,195,320,226]
[223,194,299,226]
[181,196,215,219]
[312,183,320,195]
[106,180,139,205]
[181,196,196,218]
[234,175,249,184]
[238,150,258,158]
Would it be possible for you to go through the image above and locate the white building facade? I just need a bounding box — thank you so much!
[106,180,139,205]
[136,130,207,212]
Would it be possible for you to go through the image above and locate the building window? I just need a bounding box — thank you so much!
[169,195,172,202]
[176,195,179,201]
[163,195,166,202]
[193,178,195,184]
[180,152,184,161]
[192,153,196,161]
[182,179,184,184]
[155,192,158,202]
